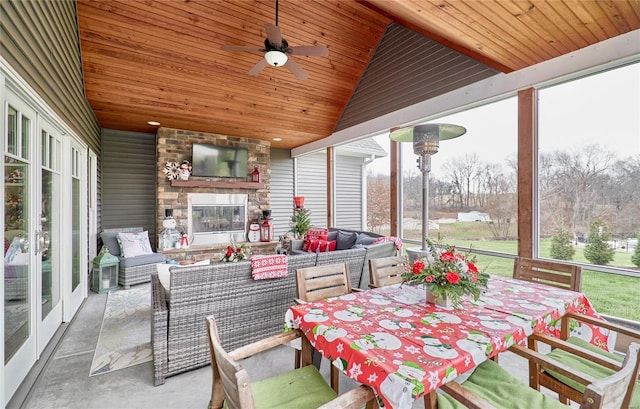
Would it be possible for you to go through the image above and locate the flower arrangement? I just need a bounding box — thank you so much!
[221,242,249,262]
[402,239,489,308]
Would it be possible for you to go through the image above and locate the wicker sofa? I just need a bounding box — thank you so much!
[150,237,396,385]
[100,227,166,289]
[291,228,398,289]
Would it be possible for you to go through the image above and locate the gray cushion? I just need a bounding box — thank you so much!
[355,233,376,246]
[336,230,357,250]
[118,252,166,268]
[100,231,121,256]
[327,231,338,241]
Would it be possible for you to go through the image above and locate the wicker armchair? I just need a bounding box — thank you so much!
[100,227,166,288]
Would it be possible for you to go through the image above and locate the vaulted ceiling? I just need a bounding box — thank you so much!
[76,0,640,149]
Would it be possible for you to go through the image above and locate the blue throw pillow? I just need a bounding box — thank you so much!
[100,231,121,256]
[336,231,357,250]
[355,233,376,246]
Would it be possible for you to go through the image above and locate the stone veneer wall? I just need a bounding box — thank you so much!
[156,127,270,244]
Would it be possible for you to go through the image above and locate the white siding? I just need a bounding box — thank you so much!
[296,152,328,228]
[270,148,295,238]
[335,155,364,229]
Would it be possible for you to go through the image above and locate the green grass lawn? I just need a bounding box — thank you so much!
[401,224,640,322]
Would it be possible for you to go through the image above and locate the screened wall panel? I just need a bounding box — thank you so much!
[269,148,295,238]
[101,129,157,247]
[296,152,328,228]
[0,0,100,154]
[335,155,364,230]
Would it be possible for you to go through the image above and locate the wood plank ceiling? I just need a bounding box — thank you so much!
[76,0,640,149]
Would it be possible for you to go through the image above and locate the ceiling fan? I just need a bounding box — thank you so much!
[221,0,328,80]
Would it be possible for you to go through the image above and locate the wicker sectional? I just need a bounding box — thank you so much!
[151,238,396,385]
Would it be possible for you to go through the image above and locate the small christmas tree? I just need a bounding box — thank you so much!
[550,225,575,261]
[583,218,615,265]
[631,231,640,268]
[290,208,312,239]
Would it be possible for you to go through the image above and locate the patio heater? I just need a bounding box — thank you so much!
[390,123,466,262]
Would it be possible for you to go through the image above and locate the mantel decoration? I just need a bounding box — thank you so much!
[162,160,192,181]
[221,242,249,262]
[402,239,489,308]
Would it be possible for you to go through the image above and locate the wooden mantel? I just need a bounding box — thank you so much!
[170,180,265,189]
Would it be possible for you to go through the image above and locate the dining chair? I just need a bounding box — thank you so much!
[205,315,376,409]
[433,342,640,409]
[527,311,640,407]
[295,262,353,392]
[512,256,582,292]
[296,262,353,303]
[368,255,407,288]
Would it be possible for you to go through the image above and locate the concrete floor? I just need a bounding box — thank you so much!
[11,285,550,409]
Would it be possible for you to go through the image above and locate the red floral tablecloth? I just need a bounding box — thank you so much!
[285,275,611,409]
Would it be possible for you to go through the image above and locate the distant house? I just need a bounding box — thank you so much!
[457,211,491,222]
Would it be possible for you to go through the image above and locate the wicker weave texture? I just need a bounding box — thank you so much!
[103,227,161,289]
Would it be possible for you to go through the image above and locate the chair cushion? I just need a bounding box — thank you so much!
[545,336,639,408]
[118,252,166,268]
[437,359,567,409]
[248,364,337,409]
[355,233,376,246]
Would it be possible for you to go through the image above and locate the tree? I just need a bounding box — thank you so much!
[367,173,390,233]
[289,208,312,239]
[550,226,575,260]
[632,231,640,268]
[583,218,615,265]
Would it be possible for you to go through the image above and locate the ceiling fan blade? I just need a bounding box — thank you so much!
[284,58,308,81]
[248,58,268,76]
[265,23,282,47]
[221,45,263,52]
[290,45,328,57]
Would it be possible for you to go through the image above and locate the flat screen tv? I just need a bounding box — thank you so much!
[191,143,249,178]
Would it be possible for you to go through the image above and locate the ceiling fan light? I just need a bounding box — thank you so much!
[265,50,288,67]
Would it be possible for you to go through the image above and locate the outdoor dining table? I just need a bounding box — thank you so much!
[285,275,612,409]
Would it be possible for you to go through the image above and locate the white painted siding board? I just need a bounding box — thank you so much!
[270,148,295,238]
[335,156,364,230]
[296,152,328,228]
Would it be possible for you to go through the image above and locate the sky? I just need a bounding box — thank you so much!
[367,62,640,177]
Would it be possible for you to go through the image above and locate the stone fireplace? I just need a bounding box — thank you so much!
[188,193,248,246]
[156,127,271,250]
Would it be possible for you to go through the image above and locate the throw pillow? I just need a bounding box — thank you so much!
[355,233,376,246]
[303,228,329,252]
[309,239,336,252]
[116,231,153,258]
[336,230,357,250]
[100,231,122,256]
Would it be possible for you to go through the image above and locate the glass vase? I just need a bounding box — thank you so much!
[426,289,452,308]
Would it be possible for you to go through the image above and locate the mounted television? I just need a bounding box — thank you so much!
[191,143,248,178]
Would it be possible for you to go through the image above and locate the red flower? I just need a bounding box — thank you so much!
[440,252,455,262]
[225,248,233,257]
[445,272,460,284]
[467,262,478,274]
[413,261,425,275]
[425,275,435,282]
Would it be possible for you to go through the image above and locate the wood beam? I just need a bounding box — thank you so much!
[390,138,399,237]
[518,88,536,258]
[327,146,334,228]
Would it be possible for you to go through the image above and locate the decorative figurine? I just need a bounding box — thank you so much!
[178,160,192,181]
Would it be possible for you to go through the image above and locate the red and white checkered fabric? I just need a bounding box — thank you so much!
[251,254,288,280]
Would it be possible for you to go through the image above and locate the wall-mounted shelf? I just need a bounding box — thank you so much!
[170,180,265,189]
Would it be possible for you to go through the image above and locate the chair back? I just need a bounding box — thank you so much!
[581,342,640,409]
[206,316,254,409]
[513,256,582,292]
[369,256,407,288]
[296,262,351,302]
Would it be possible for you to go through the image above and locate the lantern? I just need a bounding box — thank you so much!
[260,216,274,242]
[91,247,120,293]
[293,196,305,209]
[251,166,261,183]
